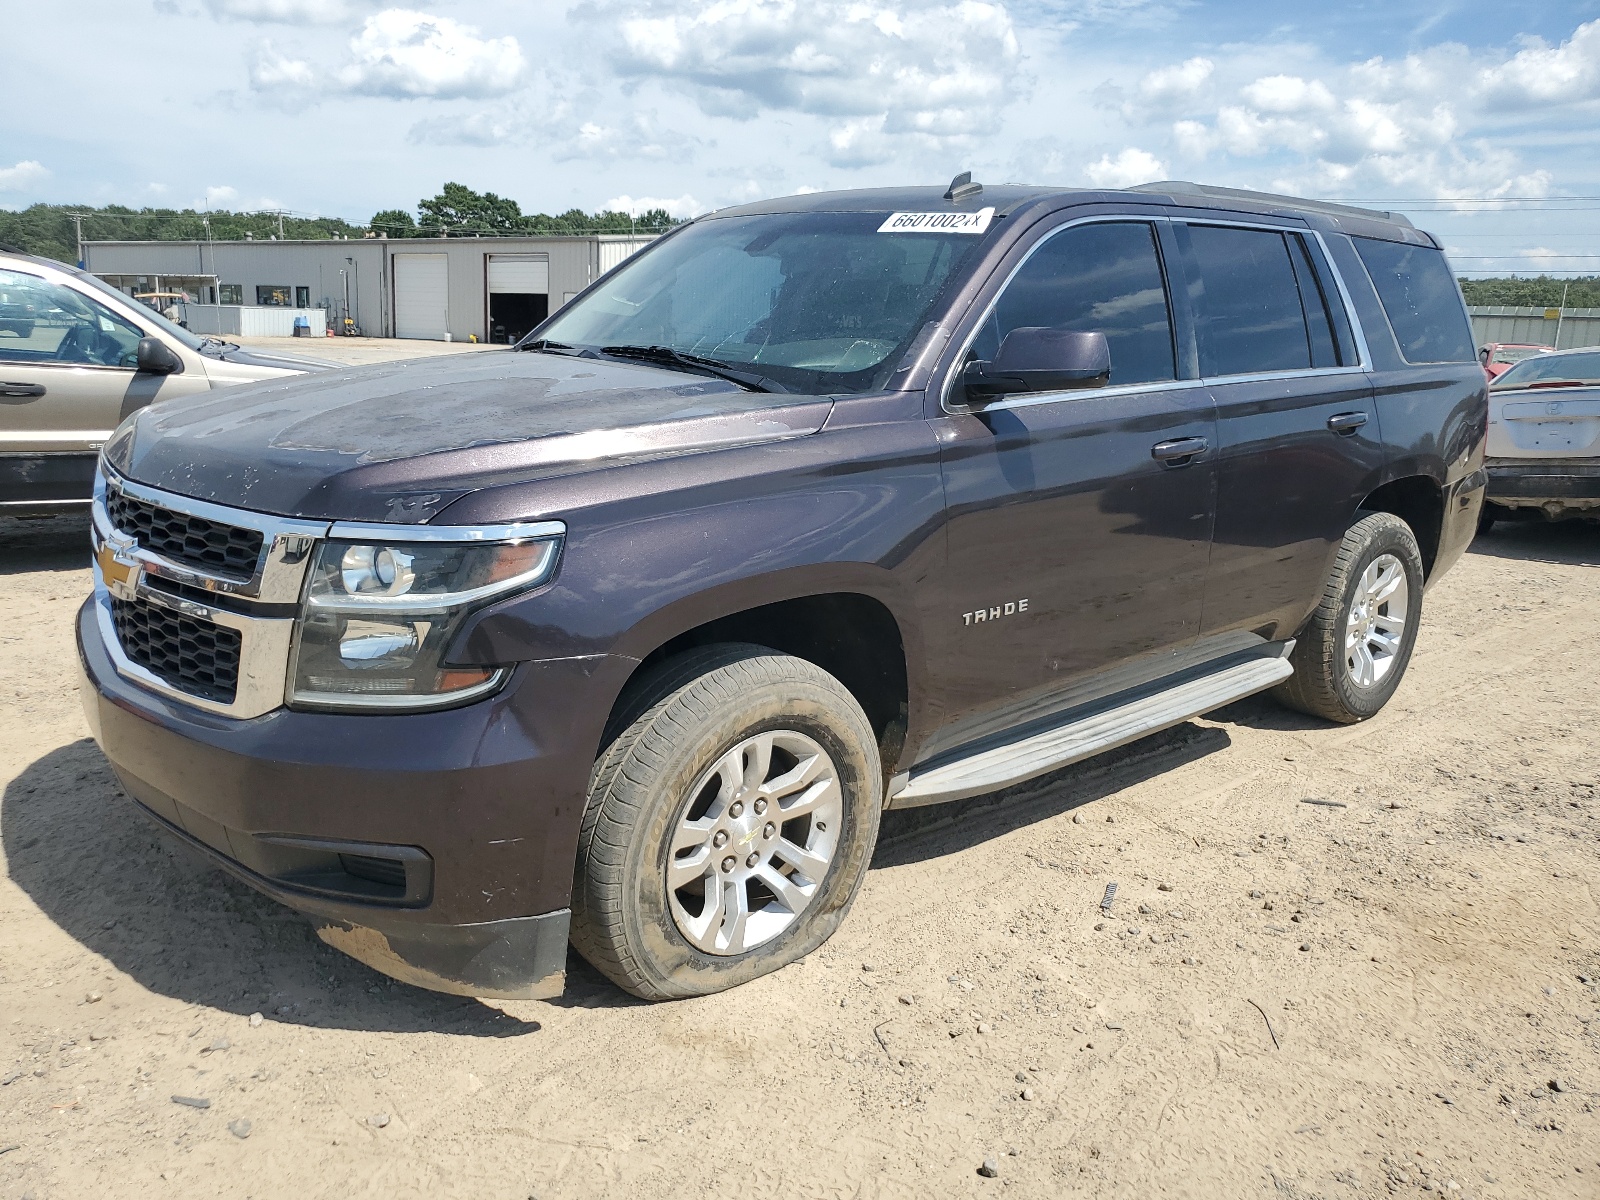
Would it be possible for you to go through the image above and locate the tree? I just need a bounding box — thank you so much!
[1459,275,1600,309]
[369,209,417,237]
[416,183,525,236]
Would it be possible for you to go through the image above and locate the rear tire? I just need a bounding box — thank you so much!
[570,644,882,1000]
[1273,512,1425,724]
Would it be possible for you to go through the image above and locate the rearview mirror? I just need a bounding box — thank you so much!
[961,328,1110,402]
[136,336,183,376]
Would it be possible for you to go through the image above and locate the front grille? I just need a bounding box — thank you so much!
[339,853,409,890]
[110,597,242,704]
[107,486,263,579]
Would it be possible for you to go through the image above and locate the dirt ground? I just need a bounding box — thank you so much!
[2,513,1599,1200]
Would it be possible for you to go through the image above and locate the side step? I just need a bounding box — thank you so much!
[888,648,1294,809]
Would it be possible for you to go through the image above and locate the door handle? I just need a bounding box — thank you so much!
[0,382,46,397]
[1327,411,1368,435]
[1151,435,1209,465]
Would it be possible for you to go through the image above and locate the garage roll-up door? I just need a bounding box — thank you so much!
[394,253,448,340]
[487,257,549,294]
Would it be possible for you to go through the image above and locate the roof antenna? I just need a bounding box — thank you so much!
[944,171,983,202]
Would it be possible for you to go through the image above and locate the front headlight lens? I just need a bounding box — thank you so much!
[289,534,561,710]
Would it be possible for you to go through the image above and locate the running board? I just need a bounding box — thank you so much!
[888,648,1294,809]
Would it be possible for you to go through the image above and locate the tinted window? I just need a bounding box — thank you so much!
[1353,237,1476,364]
[971,222,1175,386]
[1187,225,1313,376]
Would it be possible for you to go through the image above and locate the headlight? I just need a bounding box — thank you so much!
[288,528,561,711]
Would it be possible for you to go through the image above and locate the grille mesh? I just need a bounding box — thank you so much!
[107,487,263,579]
[110,597,242,704]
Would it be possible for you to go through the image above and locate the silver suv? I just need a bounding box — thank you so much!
[0,249,331,515]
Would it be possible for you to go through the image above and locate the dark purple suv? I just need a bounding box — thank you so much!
[77,179,1487,1000]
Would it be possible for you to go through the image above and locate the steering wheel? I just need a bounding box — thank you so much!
[54,324,120,365]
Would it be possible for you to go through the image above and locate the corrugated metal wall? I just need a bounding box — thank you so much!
[83,233,658,343]
[1468,306,1600,350]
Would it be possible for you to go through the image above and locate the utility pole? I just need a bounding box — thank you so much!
[277,210,285,240]
[71,213,84,268]
[1555,280,1571,349]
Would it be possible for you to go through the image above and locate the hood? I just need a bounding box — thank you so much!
[106,348,833,522]
[209,344,340,373]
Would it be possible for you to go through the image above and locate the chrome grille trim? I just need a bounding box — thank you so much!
[92,465,328,718]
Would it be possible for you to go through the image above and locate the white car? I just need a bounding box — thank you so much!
[1482,345,1600,528]
[0,249,331,515]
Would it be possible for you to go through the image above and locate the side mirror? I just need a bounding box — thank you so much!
[962,328,1110,401]
[136,336,183,376]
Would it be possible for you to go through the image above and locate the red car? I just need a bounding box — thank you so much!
[1479,342,1553,381]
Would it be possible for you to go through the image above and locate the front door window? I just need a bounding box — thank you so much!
[968,221,1178,387]
[0,269,144,369]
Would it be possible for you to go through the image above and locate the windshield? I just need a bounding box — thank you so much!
[72,268,206,351]
[1492,349,1600,389]
[1491,345,1550,365]
[533,211,995,395]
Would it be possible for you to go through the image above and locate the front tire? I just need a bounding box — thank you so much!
[1273,512,1425,724]
[570,644,882,1000]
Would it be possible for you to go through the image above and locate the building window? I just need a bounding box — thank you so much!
[256,285,292,306]
[295,286,310,308]
[219,284,243,305]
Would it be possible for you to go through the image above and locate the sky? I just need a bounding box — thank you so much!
[6,0,1600,274]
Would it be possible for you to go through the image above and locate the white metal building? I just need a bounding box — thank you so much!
[82,234,656,343]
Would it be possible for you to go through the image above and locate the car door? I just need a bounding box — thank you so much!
[926,217,1217,756]
[0,266,205,507]
[1171,220,1385,645]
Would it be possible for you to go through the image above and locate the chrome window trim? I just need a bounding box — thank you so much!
[0,361,137,375]
[939,213,1374,416]
[326,519,566,543]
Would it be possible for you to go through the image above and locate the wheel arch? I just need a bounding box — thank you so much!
[1358,473,1445,579]
[603,566,923,779]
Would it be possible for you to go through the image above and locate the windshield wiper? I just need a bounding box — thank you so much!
[598,345,785,393]
[516,338,590,356]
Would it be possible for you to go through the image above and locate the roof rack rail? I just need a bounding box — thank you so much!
[1126,181,1414,229]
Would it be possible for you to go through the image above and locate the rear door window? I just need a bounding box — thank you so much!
[970,221,1177,387]
[1353,237,1476,364]
[1186,225,1321,377]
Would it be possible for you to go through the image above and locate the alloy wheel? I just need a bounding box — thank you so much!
[666,730,843,956]
[1344,552,1409,688]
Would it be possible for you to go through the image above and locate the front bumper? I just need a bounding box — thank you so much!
[1486,460,1600,515]
[76,598,614,1000]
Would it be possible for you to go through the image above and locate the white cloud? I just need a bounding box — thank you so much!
[1480,19,1600,104]
[338,9,526,99]
[202,185,239,208]
[1241,74,1335,114]
[1134,23,1600,199]
[250,43,317,88]
[1139,56,1212,103]
[604,193,703,218]
[205,0,377,23]
[610,0,1022,161]
[1086,147,1166,187]
[0,160,49,191]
